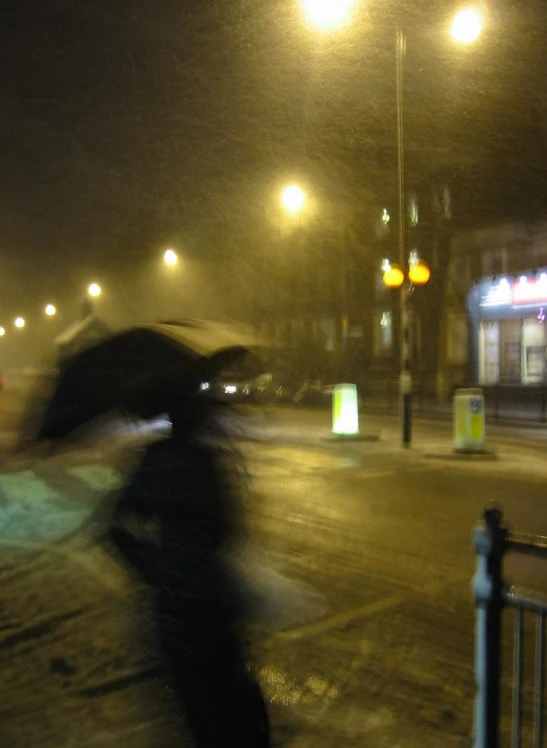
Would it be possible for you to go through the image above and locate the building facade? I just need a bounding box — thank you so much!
[442,221,547,394]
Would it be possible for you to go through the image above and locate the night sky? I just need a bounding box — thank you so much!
[0,0,546,347]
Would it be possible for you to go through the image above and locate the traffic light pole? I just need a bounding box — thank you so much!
[396,25,412,447]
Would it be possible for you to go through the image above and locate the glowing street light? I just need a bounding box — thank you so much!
[281,184,307,215]
[164,248,178,266]
[301,0,356,32]
[408,261,431,286]
[451,8,483,44]
[382,257,431,289]
[14,317,25,329]
[88,283,102,298]
[382,263,405,289]
[45,304,57,316]
[0,327,5,337]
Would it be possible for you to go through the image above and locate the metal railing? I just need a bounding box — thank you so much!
[474,507,547,747]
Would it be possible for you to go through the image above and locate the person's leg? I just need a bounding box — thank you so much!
[157,594,270,747]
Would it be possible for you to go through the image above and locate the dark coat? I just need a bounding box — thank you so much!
[110,431,270,748]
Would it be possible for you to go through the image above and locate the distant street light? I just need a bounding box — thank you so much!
[301,0,356,32]
[88,283,102,298]
[281,184,307,215]
[14,317,25,329]
[451,8,483,44]
[163,248,178,266]
[0,327,5,337]
[45,304,57,317]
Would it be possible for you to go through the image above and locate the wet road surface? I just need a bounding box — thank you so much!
[0,407,546,746]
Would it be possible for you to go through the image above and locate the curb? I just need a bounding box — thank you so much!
[254,403,547,430]
[361,406,547,430]
[423,448,498,461]
[322,433,380,443]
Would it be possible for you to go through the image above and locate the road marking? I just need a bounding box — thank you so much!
[0,538,127,593]
[270,594,405,643]
[0,469,60,505]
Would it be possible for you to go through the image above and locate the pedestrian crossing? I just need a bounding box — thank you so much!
[0,464,123,546]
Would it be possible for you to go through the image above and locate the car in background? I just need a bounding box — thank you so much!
[246,372,296,404]
[201,371,254,403]
[293,378,331,406]
[200,370,336,407]
[245,373,334,406]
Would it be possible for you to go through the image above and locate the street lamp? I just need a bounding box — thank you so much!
[164,248,178,266]
[382,262,405,289]
[88,283,101,298]
[0,327,5,337]
[281,184,307,215]
[451,8,483,44]
[45,304,57,317]
[14,317,25,329]
[301,3,482,445]
[393,14,481,445]
[161,249,183,319]
[301,0,356,32]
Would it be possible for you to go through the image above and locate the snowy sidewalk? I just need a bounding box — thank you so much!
[0,458,124,547]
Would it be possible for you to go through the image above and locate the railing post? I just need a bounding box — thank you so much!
[473,506,508,748]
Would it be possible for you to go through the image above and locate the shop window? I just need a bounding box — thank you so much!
[447,313,468,365]
[521,317,546,384]
[500,319,521,384]
[479,321,500,384]
[374,311,393,356]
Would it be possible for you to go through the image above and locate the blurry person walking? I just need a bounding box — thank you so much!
[110,380,270,747]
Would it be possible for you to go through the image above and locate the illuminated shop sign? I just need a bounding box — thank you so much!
[480,274,547,308]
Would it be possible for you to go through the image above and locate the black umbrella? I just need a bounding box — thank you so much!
[34,320,269,441]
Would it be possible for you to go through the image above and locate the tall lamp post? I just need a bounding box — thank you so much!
[300,0,483,445]
[393,10,482,445]
[395,24,411,445]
